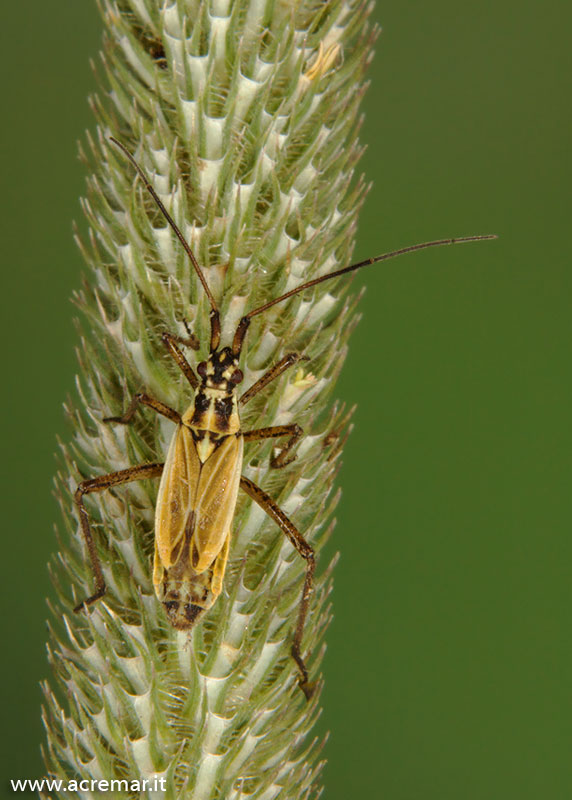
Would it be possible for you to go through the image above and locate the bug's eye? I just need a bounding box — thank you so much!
[197,361,208,378]
[230,369,244,385]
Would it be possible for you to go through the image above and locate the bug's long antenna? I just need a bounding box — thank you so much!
[232,235,497,354]
[109,137,221,350]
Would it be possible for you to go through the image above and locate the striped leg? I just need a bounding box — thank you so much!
[240,476,316,700]
[74,462,164,612]
[243,423,304,468]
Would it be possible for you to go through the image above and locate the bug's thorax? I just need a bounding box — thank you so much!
[181,346,243,455]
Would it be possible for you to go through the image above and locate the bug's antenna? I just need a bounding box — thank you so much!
[232,235,497,354]
[109,137,221,351]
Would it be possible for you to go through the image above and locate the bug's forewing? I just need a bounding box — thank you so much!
[211,530,230,597]
[192,434,244,572]
[154,425,201,569]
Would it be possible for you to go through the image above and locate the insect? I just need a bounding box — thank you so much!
[74,137,495,698]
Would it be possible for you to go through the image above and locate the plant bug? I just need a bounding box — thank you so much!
[73,137,496,698]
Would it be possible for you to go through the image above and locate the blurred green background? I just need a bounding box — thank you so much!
[1,1,570,797]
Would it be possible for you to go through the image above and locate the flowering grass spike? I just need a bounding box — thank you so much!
[44,0,378,797]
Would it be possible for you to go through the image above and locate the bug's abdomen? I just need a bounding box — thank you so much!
[154,533,230,630]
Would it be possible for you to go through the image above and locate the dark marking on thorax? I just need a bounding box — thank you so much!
[215,396,234,431]
[192,391,210,417]
[187,385,239,435]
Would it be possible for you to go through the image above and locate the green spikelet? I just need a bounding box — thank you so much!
[43,0,376,796]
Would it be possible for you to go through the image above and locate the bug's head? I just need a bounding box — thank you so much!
[197,347,244,392]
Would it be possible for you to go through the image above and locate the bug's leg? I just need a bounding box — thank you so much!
[104,393,181,425]
[168,319,200,350]
[243,424,304,469]
[240,353,309,406]
[239,476,316,700]
[161,331,199,389]
[74,462,164,612]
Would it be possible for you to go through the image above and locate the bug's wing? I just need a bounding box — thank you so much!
[211,531,230,597]
[154,425,201,569]
[191,434,244,572]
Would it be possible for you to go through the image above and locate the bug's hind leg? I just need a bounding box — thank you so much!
[239,476,316,700]
[243,424,304,469]
[74,462,164,612]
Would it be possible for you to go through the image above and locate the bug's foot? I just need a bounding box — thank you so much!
[270,424,304,469]
[299,677,318,701]
[175,334,200,350]
[292,644,316,700]
[166,321,200,351]
[73,587,106,614]
[270,452,298,469]
[103,392,147,425]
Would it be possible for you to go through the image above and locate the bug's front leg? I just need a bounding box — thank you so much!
[243,424,304,468]
[104,393,181,425]
[239,352,309,406]
[161,331,200,389]
[168,319,200,351]
[74,462,164,612]
[239,476,316,700]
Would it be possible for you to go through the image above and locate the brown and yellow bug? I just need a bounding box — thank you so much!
[74,137,495,698]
